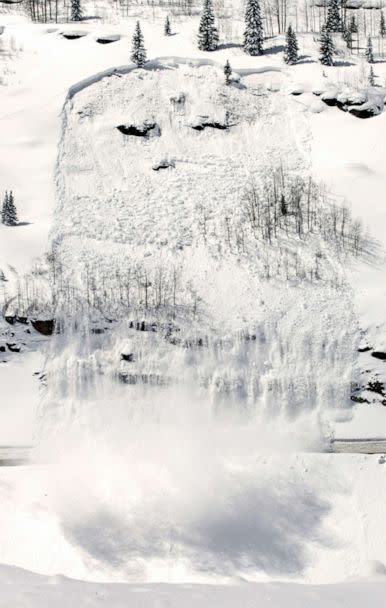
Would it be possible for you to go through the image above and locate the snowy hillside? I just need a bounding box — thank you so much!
[2,0,386,605]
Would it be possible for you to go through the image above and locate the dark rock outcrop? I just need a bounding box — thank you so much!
[372,351,386,361]
[6,343,20,352]
[117,122,161,137]
[191,121,228,131]
[31,319,55,336]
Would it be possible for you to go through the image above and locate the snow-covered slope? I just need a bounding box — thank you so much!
[2,5,386,599]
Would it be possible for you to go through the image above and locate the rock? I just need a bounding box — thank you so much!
[96,35,120,44]
[358,346,372,352]
[121,353,135,362]
[6,343,20,352]
[371,351,386,361]
[4,315,15,325]
[152,159,175,171]
[117,122,161,137]
[61,31,87,40]
[16,316,28,324]
[321,91,338,106]
[0,345,5,352]
[170,93,186,107]
[191,119,228,131]
[348,106,379,119]
[31,319,55,336]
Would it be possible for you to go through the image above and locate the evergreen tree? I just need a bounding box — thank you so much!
[349,15,358,33]
[342,24,352,50]
[197,0,219,51]
[326,0,342,32]
[164,15,171,36]
[1,192,8,225]
[131,21,147,67]
[284,24,299,64]
[71,0,82,22]
[244,0,264,56]
[319,25,335,66]
[369,65,376,86]
[224,59,232,84]
[380,11,386,38]
[1,191,18,226]
[365,35,374,63]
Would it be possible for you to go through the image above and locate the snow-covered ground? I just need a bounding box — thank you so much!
[2,4,386,604]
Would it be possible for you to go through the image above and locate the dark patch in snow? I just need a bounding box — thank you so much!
[121,353,135,362]
[358,346,372,352]
[117,372,170,386]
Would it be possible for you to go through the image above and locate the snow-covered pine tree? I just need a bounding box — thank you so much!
[380,11,386,38]
[1,191,18,226]
[1,192,8,225]
[284,24,299,64]
[369,65,376,86]
[319,25,335,66]
[131,21,147,68]
[365,35,374,63]
[164,15,171,36]
[244,0,264,56]
[349,15,358,33]
[71,0,82,22]
[224,59,232,84]
[342,24,352,49]
[197,0,219,51]
[326,0,342,32]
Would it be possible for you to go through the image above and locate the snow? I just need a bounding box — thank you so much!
[2,563,386,607]
[2,6,386,603]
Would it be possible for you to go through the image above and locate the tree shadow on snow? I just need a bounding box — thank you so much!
[264,43,286,55]
[217,42,242,51]
[297,55,316,65]
[333,59,355,67]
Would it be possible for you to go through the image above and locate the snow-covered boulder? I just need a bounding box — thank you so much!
[61,31,87,40]
[95,34,120,44]
[321,88,339,106]
[321,87,385,118]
